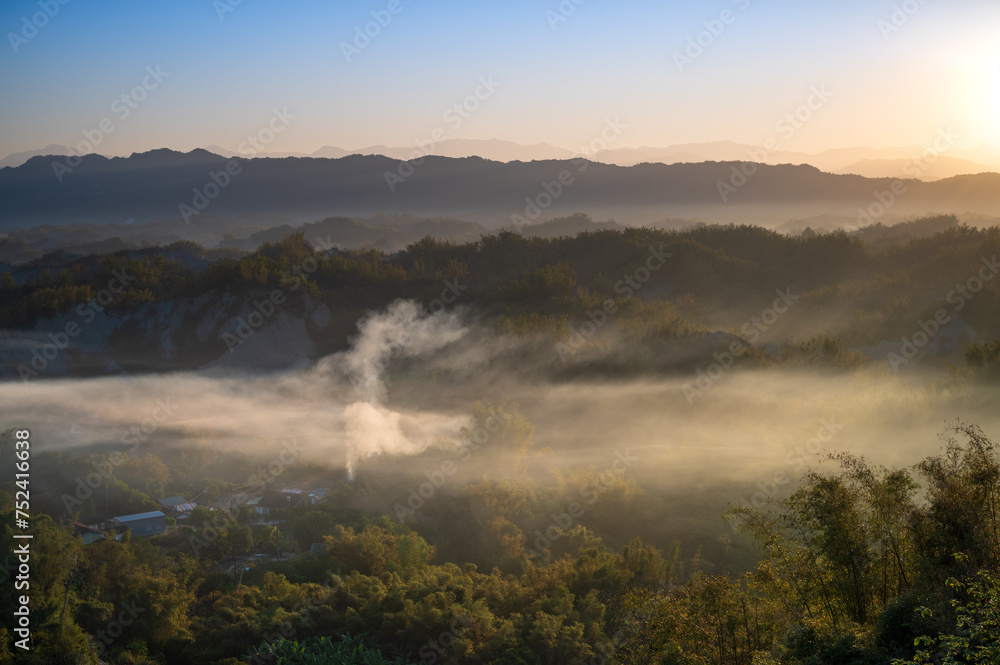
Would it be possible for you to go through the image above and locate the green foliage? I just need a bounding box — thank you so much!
[912,424,1000,578]
[901,563,1000,664]
[322,523,435,576]
[779,336,868,371]
[965,339,1000,380]
[615,567,788,665]
[11,367,1000,665]
[714,424,1000,665]
[460,401,535,472]
[6,222,999,370]
[292,511,339,551]
[246,634,416,664]
[495,262,578,310]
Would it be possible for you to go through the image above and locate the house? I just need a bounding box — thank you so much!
[73,522,106,545]
[83,518,128,542]
[112,511,167,537]
[159,496,197,521]
[158,495,187,509]
[252,490,308,516]
[307,488,328,504]
[74,522,127,544]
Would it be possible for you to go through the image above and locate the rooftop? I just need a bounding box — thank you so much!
[114,511,166,523]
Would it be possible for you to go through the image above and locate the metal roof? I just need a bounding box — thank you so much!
[114,511,166,522]
[73,522,104,534]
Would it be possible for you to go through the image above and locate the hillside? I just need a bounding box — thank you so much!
[3,217,998,381]
[5,149,1000,230]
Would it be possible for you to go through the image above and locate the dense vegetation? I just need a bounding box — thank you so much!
[3,216,1000,663]
[3,418,1000,663]
[2,215,999,378]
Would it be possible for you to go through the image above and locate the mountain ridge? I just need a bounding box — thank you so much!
[6,139,1000,172]
[4,148,1000,229]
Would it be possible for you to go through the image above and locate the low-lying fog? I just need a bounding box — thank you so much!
[4,300,997,508]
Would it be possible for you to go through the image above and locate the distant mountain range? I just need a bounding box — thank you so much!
[0,143,78,169]
[588,141,1000,176]
[3,148,1000,230]
[1,139,578,168]
[836,155,998,180]
[5,140,999,179]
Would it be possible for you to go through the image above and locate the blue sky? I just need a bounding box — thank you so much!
[1,0,998,157]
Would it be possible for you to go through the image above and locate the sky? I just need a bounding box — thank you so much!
[1,0,998,159]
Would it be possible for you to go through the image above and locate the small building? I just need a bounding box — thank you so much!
[281,488,327,506]
[72,522,126,544]
[253,490,307,516]
[113,511,167,537]
[73,522,111,545]
[158,495,187,509]
[159,496,197,521]
[175,503,196,519]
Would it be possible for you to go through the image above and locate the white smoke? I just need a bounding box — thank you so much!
[7,298,999,503]
[0,301,473,479]
[319,300,469,477]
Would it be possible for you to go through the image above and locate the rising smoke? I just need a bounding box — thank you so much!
[1,299,999,505]
[317,299,470,476]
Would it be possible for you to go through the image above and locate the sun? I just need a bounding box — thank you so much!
[988,66,1000,144]
[958,42,1000,147]
[979,49,1000,145]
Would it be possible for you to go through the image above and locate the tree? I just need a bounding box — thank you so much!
[913,424,1000,579]
[188,506,216,529]
[460,402,535,472]
[966,339,1000,379]
[904,564,1000,665]
[245,634,417,664]
[229,525,254,554]
[292,511,338,551]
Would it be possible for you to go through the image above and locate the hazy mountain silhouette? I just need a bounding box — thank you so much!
[240,215,487,252]
[0,144,77,169]
[589,143,981,172]
[520,213,625,237]
[4,148,1000,229]
[5,140,999,172]
[838,156,997,181]
[181,139,576,163]
[204,144,314,159]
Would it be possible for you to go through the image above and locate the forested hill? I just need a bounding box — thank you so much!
[3,219,1000,663]
[2,217,999,379]
[3,148,1000,227]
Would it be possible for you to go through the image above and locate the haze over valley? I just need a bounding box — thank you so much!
[3,2,1000,664]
